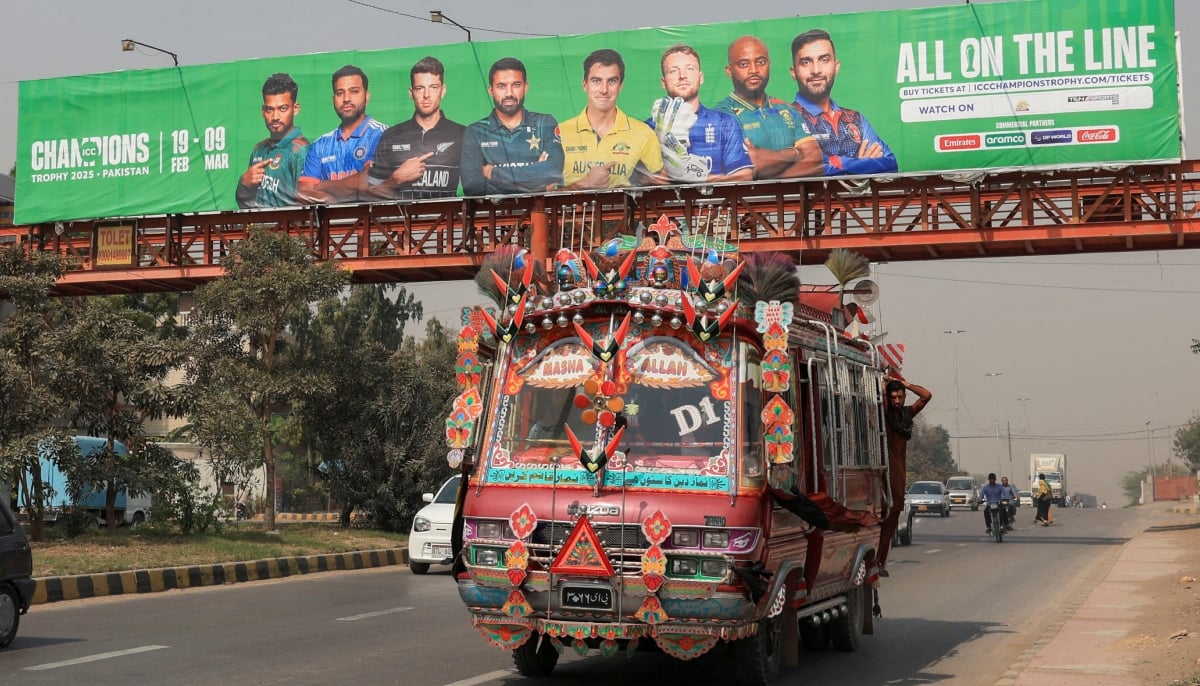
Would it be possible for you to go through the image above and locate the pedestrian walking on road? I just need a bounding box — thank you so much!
[1034,473,1053,526]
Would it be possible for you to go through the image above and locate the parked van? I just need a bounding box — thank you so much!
[39,437,152,527]
[945,476,979,511]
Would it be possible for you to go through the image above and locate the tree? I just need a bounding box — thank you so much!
[1171,414,1200,472]
[0,244,68,541]
[1120,469,1149,507]
[293,284,423,527]
[376,319,459,531]
[186,227,349,531]
[49,295,193,533]
[905,419,956,485]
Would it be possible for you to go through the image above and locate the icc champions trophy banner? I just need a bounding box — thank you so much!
[15,0,1181,224]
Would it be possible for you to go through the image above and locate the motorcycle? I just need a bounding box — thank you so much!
[987,499,1011,543]
[235,502,248,521]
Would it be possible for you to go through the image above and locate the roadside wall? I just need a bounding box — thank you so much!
[1153,474,1199,501]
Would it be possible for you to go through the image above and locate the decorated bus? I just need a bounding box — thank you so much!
[444,219,893,683]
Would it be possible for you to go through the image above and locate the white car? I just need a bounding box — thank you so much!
[906,481,951,517]
[894,498,914,547]
[407,475,460,574]
[1018,490,1034,508]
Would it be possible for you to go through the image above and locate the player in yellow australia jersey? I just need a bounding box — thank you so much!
[558,49,663,190]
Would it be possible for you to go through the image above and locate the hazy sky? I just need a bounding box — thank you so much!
[2,0,1197,506]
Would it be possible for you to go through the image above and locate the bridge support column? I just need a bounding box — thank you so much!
[530,197,549,262]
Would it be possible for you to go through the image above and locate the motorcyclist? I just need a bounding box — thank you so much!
[999,475,1018,521]
[979,472,1012,534]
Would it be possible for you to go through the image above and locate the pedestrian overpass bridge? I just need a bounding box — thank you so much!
[4,160,1199,296]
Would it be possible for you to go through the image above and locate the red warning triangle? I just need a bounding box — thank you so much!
[549,514,615,577]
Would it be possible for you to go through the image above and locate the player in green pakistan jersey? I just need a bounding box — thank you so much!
[461,57,564,195]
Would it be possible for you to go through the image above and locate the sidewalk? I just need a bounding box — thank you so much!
[1001,502,1200,686]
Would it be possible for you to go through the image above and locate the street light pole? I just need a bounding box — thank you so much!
[1017,397,1031,483]
[430,10,472,41]
[1145,421,1155,503]
[120,38,180,66]
[986,372,1003,475]
[944,330,966,472]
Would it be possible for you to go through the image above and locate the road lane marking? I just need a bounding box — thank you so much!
[337,606,414,621]
[442,669,517,686]
[24,645,169,671]
[924,548,942,554]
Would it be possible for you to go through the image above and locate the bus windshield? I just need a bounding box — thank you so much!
[483,334,739,493]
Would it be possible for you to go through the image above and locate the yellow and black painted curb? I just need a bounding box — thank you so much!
[260,512,347,522]
[32,547,408,605]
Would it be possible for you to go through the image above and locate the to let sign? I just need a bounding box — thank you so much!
[93,224,136,267]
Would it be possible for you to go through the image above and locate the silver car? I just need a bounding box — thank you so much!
[906,481,951,517]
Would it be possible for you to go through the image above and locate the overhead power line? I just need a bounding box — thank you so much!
[878,270,1200,294]
[344,0,552,37]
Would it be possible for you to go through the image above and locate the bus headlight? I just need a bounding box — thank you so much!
[700,559,730,578]
[475,547,502,567]
[477,521,504,539]
[669,558,699,576]
[672,530,699,547]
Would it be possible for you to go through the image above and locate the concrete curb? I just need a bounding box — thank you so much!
[31,547,408,605]
[244,512,349,522]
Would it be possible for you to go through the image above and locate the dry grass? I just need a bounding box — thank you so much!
[29,524,408,577]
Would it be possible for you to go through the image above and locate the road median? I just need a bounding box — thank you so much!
[33,547,408,604]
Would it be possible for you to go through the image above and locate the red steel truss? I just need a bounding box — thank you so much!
[4,161,1200,296]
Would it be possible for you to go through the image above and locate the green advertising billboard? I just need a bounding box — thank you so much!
[15,0,1180,224]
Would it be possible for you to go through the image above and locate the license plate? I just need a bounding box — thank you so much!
[432,545,452,558]
[917,505,928,511]
[561,585,613,611]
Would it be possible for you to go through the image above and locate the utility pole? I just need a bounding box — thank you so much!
[1006,420,1014,479]
[944,330,966,472]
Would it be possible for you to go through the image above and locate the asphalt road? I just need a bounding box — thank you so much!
[1,505,1148,686]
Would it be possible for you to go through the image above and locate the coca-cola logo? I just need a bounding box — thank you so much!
[1077,128,1118,143]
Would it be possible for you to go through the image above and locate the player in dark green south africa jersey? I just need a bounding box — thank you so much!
[715,36,823,180]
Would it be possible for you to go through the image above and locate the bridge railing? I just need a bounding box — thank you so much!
[3,160,1199,295]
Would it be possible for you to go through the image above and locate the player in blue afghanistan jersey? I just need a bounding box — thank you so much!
[715,36,823,180]
[366,56,465,199]
[236,73,309,208]
[646,44,753,185]
[461,57,564,196]
[790,29,898,176]
[298,64,387,203]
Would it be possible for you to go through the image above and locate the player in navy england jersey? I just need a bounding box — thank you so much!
[646,44,753,185]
